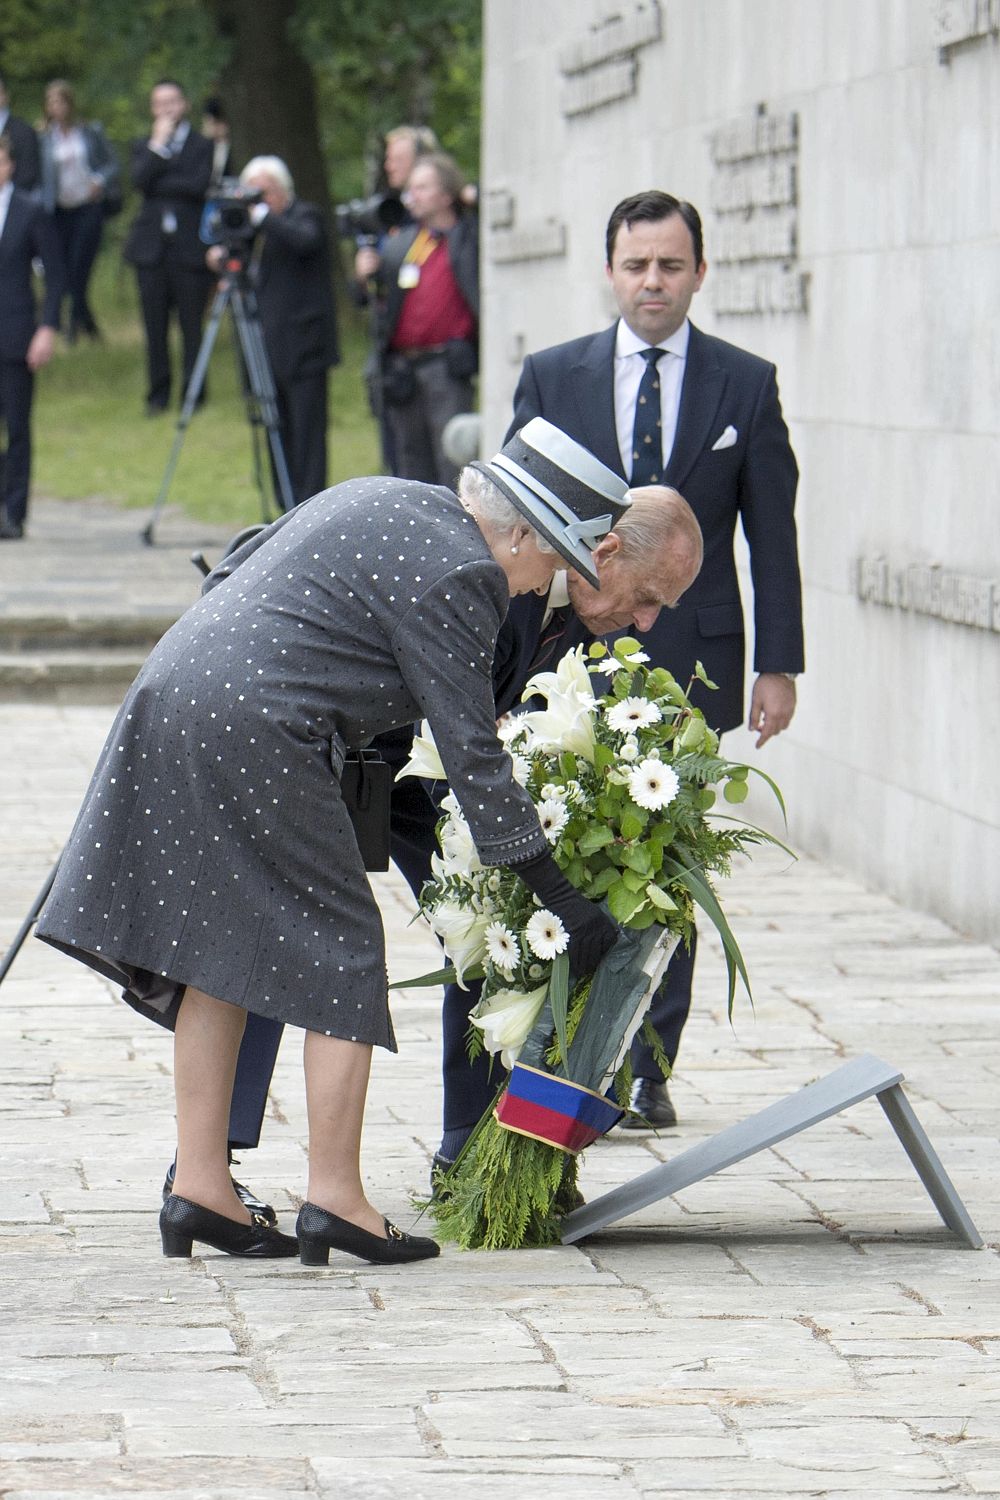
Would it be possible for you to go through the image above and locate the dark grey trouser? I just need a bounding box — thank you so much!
[386,352,473,489]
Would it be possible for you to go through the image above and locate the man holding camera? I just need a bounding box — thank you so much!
[207,156,339,505]
[123,80,213,416]
[359,151,478,488]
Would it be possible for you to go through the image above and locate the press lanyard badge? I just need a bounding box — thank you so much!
[397,263,420,289]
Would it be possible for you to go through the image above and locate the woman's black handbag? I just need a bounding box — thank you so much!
[341,750,392,871]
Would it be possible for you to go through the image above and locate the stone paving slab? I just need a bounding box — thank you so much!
[2,505,1000,1496]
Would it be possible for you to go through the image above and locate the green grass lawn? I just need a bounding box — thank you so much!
[33,242,382,531]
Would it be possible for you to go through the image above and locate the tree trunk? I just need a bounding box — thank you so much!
[207,0,329,215]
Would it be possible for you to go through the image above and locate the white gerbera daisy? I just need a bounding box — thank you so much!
[628,758,681,811]
[618,648,650,665]
[497,716,529,746]
[485,921,520,972]
[619,736,640,762]
[524,908,569,960]
[594,658,626,676]
[537,797,569,843]
[605,696,661,733]
[509,752,532,786]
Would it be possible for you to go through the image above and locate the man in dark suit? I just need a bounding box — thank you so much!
[507,189,804,1128]
[123,79,213,415]
[0,74,40,193]
[233,155,339,503]
[0,133,63,540]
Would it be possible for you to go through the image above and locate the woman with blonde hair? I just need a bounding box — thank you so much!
[38,79,121,341]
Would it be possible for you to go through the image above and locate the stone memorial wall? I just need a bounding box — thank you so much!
[482,0,1000,941]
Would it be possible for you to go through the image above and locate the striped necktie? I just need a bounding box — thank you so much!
[630,347,664,485]
[528,603,573,675]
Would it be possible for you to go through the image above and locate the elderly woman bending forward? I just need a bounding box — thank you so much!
[37,419,627,1267]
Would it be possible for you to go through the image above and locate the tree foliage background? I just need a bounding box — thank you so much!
[0,0,482,211]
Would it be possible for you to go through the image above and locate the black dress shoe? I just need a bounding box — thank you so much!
[296,1201,440,1266]
[620,1078,678,1129]
[0,518,24,540]
[162,1160,277,1225]
[159,1193,298,1258]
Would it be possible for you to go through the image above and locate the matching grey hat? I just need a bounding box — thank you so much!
[471,417,631,588]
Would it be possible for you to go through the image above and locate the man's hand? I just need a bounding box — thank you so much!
[149,113,175,150]
[354,245,380,281]
[27,326,56,373]
[747,672,796,748]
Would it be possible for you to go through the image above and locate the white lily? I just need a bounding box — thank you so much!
[519,695,597,762]
[437,806,482,876]
[523,644,594,705]
[520,646,597,761]
[470,982,549,1069]
[395,724,446,782]
[427,901,491,988]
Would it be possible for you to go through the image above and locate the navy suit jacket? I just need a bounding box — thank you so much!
[0,188,63,361]
[1,114,41,194]
[123,130,213,271]
[506,320,804,733]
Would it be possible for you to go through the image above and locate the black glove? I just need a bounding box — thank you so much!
[514,849,620,978]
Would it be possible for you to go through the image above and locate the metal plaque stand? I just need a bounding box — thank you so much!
[561,1053,983,1249]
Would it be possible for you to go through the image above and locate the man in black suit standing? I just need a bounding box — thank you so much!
[0,133,62,540]
[123,80,212,415]
[229,155,339,503]
[0,73,40,193]
[508,189,804,1128]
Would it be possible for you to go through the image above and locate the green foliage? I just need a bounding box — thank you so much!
[293,0,481,199]
[0,0,480,205]
[640,1017,673,1085]
[429,1115,574,1251]
[1,0,228,140]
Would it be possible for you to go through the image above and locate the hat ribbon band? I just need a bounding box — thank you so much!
[565,513,614,546]
[491,454,609,541]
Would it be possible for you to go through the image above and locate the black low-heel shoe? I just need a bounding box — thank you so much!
[296,1201,440,1266]
[159,1193,298,1258]
[162,1160,277,1225]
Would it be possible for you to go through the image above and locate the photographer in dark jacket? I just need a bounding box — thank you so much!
[361,152,478,488]
[208,156,339,504]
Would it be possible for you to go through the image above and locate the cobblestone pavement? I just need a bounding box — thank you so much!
[1,502,999,1498]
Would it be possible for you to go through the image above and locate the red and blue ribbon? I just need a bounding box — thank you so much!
[495,1063,624,1153]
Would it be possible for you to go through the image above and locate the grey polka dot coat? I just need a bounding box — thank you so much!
[37,479,549,1045]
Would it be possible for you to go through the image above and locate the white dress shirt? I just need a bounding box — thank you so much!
[613,318,690,481]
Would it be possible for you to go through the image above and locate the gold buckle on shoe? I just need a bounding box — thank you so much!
[386,1221,405,1242]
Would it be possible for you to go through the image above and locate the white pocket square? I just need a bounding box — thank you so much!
[711,425,738,451]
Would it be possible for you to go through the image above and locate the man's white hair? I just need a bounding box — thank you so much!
[240,155,294,195]
[616,486,703,572]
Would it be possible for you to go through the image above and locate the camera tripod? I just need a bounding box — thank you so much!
[141,254,295,546]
